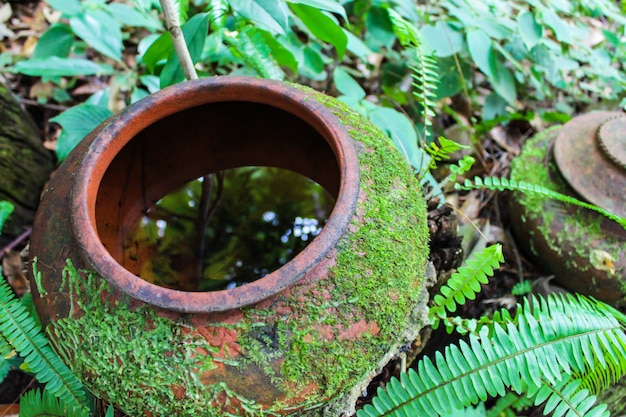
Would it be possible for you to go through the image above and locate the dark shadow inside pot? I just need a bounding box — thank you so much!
[95,101,341,293]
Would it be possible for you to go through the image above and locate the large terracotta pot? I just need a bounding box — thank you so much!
[30,77,430,416]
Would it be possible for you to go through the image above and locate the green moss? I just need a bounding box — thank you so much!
[510,128,626,299]
[42,87,429,416]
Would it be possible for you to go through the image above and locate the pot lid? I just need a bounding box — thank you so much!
[553,111,626,219]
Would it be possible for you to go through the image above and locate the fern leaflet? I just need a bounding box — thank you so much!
[0,279,87,411]
[358,294,626,417]
[207,0,228,29]
[226,25,284,80]
[430,244,504,322]
[18,388,88,417]
[456,176,626,229]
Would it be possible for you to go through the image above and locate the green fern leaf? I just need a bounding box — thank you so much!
[511,280,532,296]
[226,25,284,80]
[207,0,228,29]
[0,279,87,410]
[0,201,14,235]
[19,388,88,417]
[532,379,608,417]
[430,244,504,322]
[358,294,626,417]
[456,176,626,229]
[386,8,439,139]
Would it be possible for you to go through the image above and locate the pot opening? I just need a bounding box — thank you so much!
[95,100,341,293]
[123,167,335,291]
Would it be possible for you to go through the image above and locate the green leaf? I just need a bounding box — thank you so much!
[69,9,123,61]
[541,9,572,44]
[0,201,14,236]
[160,13,208,87]
[106,3,162,31]
[33,24,74,59]
[368,106,423,169]
[420,21,464,57]
[283,0,347,21]
[517,11,542,50]
[333,66,365,99]
[290,3,347,59]
[467,29,495,78]
[490,58,516,105]
[45,0,81,16]
[51,103,113,161]
[364,6,396,52]
[10,57,114,78]
[230,0,287,35]
[141,32,172,72]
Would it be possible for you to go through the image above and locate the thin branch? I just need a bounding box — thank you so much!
[159,0,198,81]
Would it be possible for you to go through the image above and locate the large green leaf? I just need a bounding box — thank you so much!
[10,57,114,78]
[420,21,464,57]
[467,29,495,78]
[367,106,423,169]
[290,3,347,59]
[489,58,517,105]
[51,103,113,161]
[517,11,542,50]
[106,3,162,31]
[45,0,81,16]
[159,13,209,87]
[283,0,347,21]
[230,0,287,35]
[333,66,365,99]
[364,6,396,52]
[33,23,74,59]
[69,9,123,61]
[141,32,173,72]
[541,9,572,44]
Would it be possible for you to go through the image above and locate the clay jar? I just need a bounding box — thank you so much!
[510,112,626,305]
[30,77,430,416]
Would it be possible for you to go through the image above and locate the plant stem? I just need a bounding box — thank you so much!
[159,0,198,80]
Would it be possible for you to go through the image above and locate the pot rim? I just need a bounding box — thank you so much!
[70,76,360,313]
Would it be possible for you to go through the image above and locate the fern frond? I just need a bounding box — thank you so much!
[425,137,470,169]
[207,0,228,29]
[226,26,284,80]
[386,8,438,139]
[19,388,88,417]
[456,176,626,229]
[430,244,504,322]
[357,294,626,417]
[511,280,532,296]
[0,279,87,410]
[0,201,14,234]
[531,379,608,417]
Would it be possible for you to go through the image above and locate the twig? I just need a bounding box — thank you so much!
[0,228,31,262]
[159,0,198,80]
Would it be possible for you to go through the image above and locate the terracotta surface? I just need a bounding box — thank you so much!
[553,111,626,218]
[29,77,430,416]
